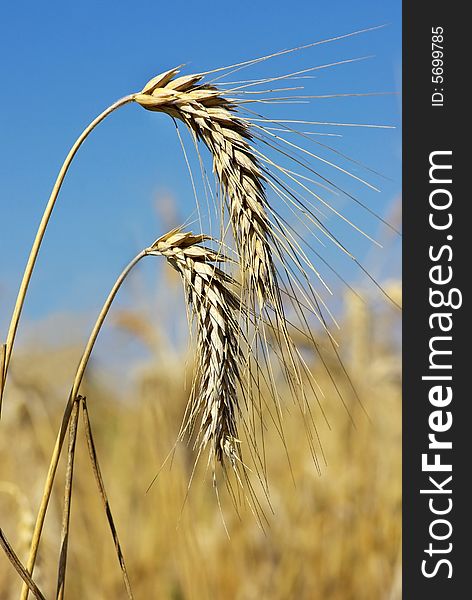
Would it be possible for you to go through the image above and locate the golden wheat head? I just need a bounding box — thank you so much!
[135,69,280,318]
[147,228,245,468]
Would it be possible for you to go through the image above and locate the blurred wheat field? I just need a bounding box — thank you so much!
[0,280,401,600]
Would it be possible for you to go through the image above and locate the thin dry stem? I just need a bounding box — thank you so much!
[0,343,5,415]
[0,529,46,600]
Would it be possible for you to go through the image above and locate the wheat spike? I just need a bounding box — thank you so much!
[135,69,280,317]
[147,229,244,467]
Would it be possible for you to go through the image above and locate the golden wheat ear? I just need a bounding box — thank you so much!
[147,229,245,469]
[135,71,281,319]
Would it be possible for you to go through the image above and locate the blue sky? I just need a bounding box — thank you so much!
[0,1,401,340]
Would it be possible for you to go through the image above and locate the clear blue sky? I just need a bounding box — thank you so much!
[0,1,401,338]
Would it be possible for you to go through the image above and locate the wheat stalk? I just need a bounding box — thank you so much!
[0,96,135,411]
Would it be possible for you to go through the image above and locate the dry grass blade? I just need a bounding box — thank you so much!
[0,529,46,600]
[56,397,80,600]
[20,395,77,600]
[148,229,244,469]
[81,396,134,600]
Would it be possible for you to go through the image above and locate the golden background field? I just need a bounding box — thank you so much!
[1,280,401,600]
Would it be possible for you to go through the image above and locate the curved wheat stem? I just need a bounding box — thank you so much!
[0,95,135,412]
